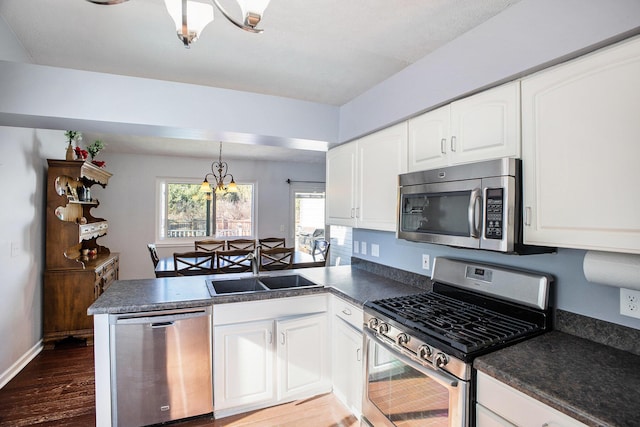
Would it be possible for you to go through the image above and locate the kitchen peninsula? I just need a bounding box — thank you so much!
[88,262,640,427]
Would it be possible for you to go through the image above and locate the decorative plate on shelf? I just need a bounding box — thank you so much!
[55,206,64,221]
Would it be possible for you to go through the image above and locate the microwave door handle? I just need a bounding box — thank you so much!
[468,188,482,238]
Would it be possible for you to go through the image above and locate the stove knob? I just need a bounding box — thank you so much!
[368,318,379,329]
[378,322,389,334]
[417,344,432,360]
[434,352,449,368]
[396,333,409,346]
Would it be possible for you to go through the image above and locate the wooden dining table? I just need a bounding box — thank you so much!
[155,250,325,278]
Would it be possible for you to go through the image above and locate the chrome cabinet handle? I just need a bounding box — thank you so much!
[356,348,362,362]
[450,136,457,152]
[350,208,355,218]
[525,206,532,226]
[342,308,352,316]
[468,188,482,238]
[440,138,447,154]
[267,331,273,344]
[280,332,286,345]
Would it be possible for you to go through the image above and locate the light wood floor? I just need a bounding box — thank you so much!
[0,340,358,427]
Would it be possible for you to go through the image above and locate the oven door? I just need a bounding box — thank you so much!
[398,179,483,249]
[362,328,468,427]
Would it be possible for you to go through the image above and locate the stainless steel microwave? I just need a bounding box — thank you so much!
[398,158,547,253]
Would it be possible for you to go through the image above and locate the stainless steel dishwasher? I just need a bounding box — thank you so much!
[110,307,213,427]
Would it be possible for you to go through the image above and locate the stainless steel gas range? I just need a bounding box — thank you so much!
[361,257,553,427]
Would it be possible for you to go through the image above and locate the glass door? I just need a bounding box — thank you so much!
[289,183,325,253]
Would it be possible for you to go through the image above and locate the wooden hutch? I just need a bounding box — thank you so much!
[44,159,119,347]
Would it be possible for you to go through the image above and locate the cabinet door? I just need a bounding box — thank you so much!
[450,81,520,165]
[276,313,330,401]
[214,320,275,411]
[326,143,357,226]
[521,36,640,253]
[357,122,407,231]
[408,105,450,171]
[476,372,587,427]
[332,317,363,417]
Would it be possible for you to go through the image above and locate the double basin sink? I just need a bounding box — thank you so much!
[206,274,322,296]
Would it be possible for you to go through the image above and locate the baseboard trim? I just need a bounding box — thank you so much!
[0,340,44,389]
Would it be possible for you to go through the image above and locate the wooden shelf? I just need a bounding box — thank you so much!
[44,159,118,347]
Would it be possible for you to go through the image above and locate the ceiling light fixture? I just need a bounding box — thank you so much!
[165,0,215,48]
[211,0,270,33]
[200,142,239,195]
[86,0,270,48]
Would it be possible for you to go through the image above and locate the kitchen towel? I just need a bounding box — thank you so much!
[583,251,640,290]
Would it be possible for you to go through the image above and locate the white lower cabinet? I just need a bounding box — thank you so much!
[476,372,587,427]
[213,295,330,418]
[214,320,275,411]
[277,313,329,401]
[331,296,363,417]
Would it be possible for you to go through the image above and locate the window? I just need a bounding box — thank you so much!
[289,182,325,253]
[157,178,254,243]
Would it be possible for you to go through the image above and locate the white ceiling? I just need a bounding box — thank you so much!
[0,0,521,162]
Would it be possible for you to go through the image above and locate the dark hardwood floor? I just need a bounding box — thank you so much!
[0,340,358,427]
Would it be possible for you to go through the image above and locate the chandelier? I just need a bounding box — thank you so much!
[86,0,271,48]
[200,142,239,195]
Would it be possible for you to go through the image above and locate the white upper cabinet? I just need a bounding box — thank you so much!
[521,36,640,254]
[326,142,357,226]
[327,122,407,231]
[408,81,521,171]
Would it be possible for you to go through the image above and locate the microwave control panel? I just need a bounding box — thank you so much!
[485,188,503,239]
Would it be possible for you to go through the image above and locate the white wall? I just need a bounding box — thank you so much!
[96,151,325,280]
[339,0,640,141]
[0,127,61,386]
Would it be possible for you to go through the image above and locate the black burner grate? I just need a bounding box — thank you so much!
[367,292,539,354]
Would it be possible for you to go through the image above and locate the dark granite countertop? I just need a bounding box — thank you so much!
[88,264,429,315]
[475,330,640,427]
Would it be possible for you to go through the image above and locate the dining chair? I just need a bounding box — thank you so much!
[147,243,159,268]
[258,237,286,249]
[311,240,330,267]
[173,251,216,276]
[226,238,256,250]
[216,249,254,273]
[194,239,226,252]
[259,247,294,271]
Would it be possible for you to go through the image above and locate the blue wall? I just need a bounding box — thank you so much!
[353,229,640,330]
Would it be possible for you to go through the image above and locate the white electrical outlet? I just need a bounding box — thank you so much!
[371,244,379,257]
[422,254,430,270]
[620,288,640,319]
[361,241,367,255]
[353,241,359,254]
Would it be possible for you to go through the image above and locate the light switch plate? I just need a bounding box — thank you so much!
[353,241,359,254]
[371,244,379,257]
[361,241,367,255]
[422,254,430,270]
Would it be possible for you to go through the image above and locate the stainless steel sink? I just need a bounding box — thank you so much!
[206,274,321,296]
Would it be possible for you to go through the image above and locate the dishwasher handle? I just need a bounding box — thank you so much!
[150,321,175,328]
[111,308,210,325]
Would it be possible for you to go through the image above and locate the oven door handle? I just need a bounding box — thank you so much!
[364,328,459,388]
[468,188,482,238]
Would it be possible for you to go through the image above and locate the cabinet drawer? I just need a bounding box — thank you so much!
[79,221,109,241]
[331,296,363,331]
[476,372,587,427]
